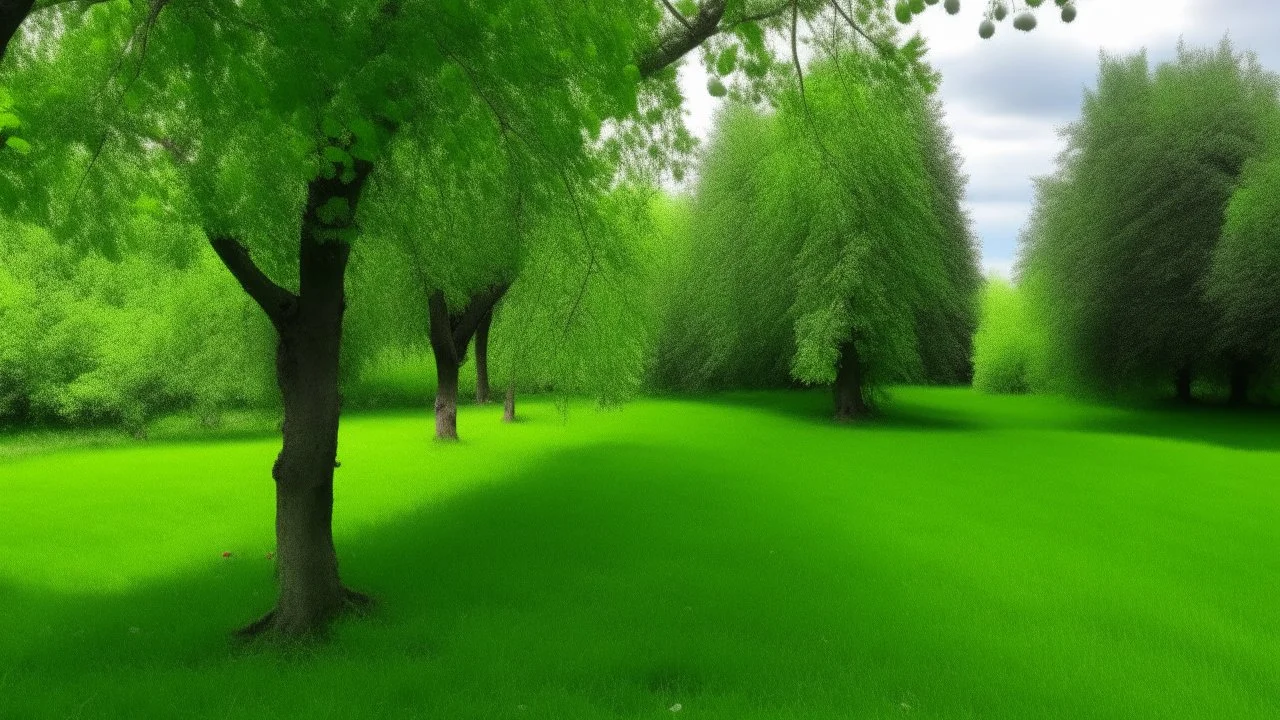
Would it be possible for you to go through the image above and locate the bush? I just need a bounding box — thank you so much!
[972,278,1033,394]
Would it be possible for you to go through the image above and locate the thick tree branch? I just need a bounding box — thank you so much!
[209,236,299,329]
[449,283,511,352]
[637,0,727,78]
[659,0,695,32]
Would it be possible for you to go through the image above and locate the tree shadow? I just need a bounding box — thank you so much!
[694,387,983,433]
[0,442,934,718]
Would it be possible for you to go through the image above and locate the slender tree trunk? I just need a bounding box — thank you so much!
[833,340,869,421]
[1229,360,1250,407]
[503,383,516,423]
[474,310,492,404]
[1175,364,1193,404]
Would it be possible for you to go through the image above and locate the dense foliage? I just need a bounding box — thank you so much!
[1015,39,1280,403]
[652,47,979,417]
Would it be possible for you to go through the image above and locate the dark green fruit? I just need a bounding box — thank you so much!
[944,0,961,14]
[993,2,1008,20]
[1060,3,1076,22]
[979,18,995,38]
[707,77,727,97]
[1012,11,1037,30]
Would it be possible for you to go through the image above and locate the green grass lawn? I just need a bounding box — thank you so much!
[1,388,1278,719]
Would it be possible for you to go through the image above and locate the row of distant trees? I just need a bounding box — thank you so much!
[973,39,1280,406]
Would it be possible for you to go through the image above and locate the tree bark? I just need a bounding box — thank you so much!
[503,383,516,423]
[1229,360,1250,407]
[1174,364,1193,404]
[428,291,461,441]
[833,340,869,421]
[474,309,492,404]
[426,284,510,440]
[209,132,386,638]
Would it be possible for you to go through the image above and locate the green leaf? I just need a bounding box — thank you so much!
[0,112,20,130]
[322,145,352,166]
[316,197,351,225]
[5,136,31,155]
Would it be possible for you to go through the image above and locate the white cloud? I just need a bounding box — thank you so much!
[675,0,1280,273]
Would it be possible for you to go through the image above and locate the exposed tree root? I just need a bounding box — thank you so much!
[234,586,375,642]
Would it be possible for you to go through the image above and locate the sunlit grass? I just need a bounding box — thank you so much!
[1,388,1278,719]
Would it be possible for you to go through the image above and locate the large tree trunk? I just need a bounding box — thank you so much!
[1229,360,1250,407]
[503,383,516,423]
[1175,364,1193,404]
[474,309,492,404]
[213,231,369,639]
[434,352,460,441]
[833,340,869,421]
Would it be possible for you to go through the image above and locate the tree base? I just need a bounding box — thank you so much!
[235,587,374,641]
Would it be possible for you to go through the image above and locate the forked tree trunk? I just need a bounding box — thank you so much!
[428,291,461,441]
[503,383,516,423]
[1175,364,1193,404]
[1229,360,1250,406]
[833,340,869,421]
[213,231,369,639]
[474,310,492,404]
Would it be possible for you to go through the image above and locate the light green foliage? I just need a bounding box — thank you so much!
[972,277,1033,394]
[652,106,798,390]
[1019,40,1280,397]
[490,184,661,405]
[4,389,1280,717]
[654,45,975,399]
[0,222,275,430]
[782,57,946,390]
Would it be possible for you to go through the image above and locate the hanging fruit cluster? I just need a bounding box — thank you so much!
[892,0,1077,38]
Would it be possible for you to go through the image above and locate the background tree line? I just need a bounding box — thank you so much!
[973,39,1280,406]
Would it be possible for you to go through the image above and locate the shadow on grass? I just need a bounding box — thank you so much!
[696,388,983,433]
[0,442,917,718]
[1078,400,1280,453]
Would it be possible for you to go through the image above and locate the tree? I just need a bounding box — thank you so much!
[1206,129,1280,403]
[1019,40,1280,402]
[914,97,980,385]
[0,0,1075,638]
[780,54,948,419]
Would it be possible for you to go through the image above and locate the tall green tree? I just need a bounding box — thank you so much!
[1206,128,1280,402]
[1019,41,1280,402]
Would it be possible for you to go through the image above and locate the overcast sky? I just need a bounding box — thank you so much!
[675,0,1280,277]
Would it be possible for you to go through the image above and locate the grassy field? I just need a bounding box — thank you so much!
[1,388,1278,719]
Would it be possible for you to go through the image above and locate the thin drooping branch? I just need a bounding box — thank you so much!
[826,0,895,58]
[208,236,299,329]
